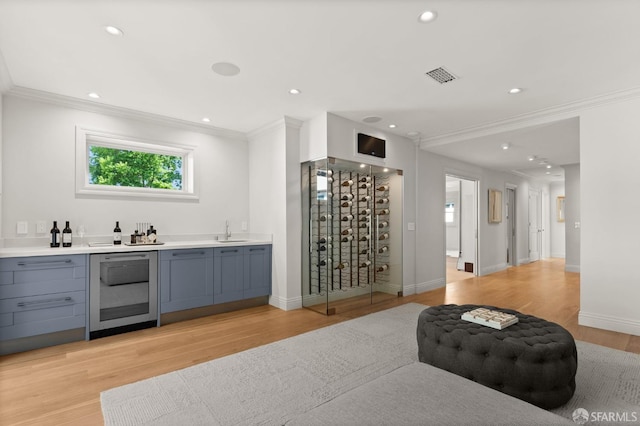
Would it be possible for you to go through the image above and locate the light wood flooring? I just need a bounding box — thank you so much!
[0,258,638,425]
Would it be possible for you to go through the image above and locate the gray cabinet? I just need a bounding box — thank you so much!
[213,245,272,304]
[0,255,87,341]
[159,249,214,313]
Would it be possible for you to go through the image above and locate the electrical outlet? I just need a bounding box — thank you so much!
[17,221,28,235]
[241,221,248,231]
[36,221,47,234]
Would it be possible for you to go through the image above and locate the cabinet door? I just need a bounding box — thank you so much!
[243,245,272,298]
[213,247,244,304]
[159,249,213,313]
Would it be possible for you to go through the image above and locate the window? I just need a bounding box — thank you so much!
[445,203,455,223]
[76,127,196,200]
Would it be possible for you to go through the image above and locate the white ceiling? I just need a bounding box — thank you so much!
[1,0,639,182]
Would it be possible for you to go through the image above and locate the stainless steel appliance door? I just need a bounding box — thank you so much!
[89,252,158,332]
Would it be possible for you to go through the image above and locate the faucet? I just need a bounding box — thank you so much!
[225,220,231,240]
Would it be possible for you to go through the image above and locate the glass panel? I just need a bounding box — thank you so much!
[99,259,150,321]
[302,157,403,315]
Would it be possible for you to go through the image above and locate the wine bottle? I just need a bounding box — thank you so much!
[341,228,353,235]
[319,260,327,266]
[360,208,371,215]
[359,182,371,189]
[378,208,390,215]
[320,214,332,221]
[377,198,389,204]
[379,233,390,240]
[377,264,389,272]
[50,221,60,248]
[341,214,354,221]
[378,221,389,228]
[341,193,354,201]
[360,195,371,202]
[360,235,371,241]
[318,236,332,244]
[318,245,327,251]
[113,221,122,245]
[335,262,350,270]
[62,221,72,247]
[341,201,353,207]
[359,223,369,228]
[360,260,371,268]
[359,216,370,222]
[341,235,354,242]
[341,179,354,187]
[360,249,369,255]
[359,176,371,183]
[379,246,389,253]
[377,184,389,191]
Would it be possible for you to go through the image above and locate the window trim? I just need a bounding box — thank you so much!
[75,126,198,200]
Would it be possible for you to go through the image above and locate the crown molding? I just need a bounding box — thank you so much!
[247,116,304,140]
[420,86,640,148]
[5,86,247,141]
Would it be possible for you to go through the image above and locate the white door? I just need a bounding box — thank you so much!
[528,189,541,262]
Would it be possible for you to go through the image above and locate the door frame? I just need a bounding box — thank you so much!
[445,173,479,278]
[505,184,517,266]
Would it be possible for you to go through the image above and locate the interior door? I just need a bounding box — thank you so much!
[528,190,541,262]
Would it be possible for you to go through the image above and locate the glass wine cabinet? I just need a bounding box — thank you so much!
[302,157,403,315]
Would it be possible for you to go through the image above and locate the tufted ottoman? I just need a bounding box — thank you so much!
[417,304,577,409]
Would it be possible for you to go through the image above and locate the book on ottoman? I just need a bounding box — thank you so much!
[461,307,519,329]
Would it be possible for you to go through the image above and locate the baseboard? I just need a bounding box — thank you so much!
[402,283,417,295]
[579,310,640,336]
[480,263,507,276]
[565,264,580,273]
[415,278,445,294]
[550,253,566,259]
[518,257,530,265]
[269,295,302,311]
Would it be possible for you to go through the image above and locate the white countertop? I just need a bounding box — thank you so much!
[0,238,272,258]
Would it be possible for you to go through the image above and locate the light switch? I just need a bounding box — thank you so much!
[574,222,581,229]
[17,221,28,235]
[36,221,47,234]
[407,222,415,231]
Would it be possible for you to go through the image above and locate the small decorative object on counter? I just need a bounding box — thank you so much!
[62,221,72,247]
[130,233,137,244]
[113,221,122,245]
[135,230,142,244]
[50,221,60,248]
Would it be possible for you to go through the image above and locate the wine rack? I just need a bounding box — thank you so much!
[302,157,402,314]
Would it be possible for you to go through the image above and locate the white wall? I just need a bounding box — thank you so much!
[248,118,302,310]
[549,182,565,258]
[445,189,459,253]
[2,95,250,242]
[579,97,640,335]
[564,164,580,272]
[324,113,417,295]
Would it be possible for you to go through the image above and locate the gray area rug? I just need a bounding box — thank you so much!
[101,303,640,425]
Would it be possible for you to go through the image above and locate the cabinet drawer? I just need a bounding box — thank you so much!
[0,255,87,299]
[0,290,86,340]
[159,249,210,261]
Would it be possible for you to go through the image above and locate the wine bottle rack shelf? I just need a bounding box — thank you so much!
[303,158,399,303]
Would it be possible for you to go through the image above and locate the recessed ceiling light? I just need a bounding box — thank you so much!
[105,26,124,36]
[383,168,389,172]
[362,116,382,123]
[418,10,438,23]
[202,117,211,123]
[501,143,510,150]
[360,164,366,168]
[289,88,301,95]
[546,171,551,175]
[528,155,537,162]
[509,88,522,94]
[389,124,397,129]
[88,92,100,99]
[211,62,241,77]
[546,164,552,169]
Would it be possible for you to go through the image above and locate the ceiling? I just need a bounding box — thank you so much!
[1,0,639,182]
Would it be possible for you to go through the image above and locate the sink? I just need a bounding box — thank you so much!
[217,239,248,243]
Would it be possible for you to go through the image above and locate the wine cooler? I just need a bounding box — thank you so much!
[302,157,403,315]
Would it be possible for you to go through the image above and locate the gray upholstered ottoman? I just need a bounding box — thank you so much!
[417,304,577,409]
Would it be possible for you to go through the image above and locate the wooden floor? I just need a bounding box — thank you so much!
[1,258,638,425]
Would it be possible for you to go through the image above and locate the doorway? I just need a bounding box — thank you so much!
[445,175,477,283]
[506,186,517,266]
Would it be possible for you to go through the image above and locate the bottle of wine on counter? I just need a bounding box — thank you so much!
[113,221,122,245]
[50,221,60,248]
[377,184,389,191]
[62,221,72,247]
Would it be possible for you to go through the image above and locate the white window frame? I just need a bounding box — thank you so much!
[75,126,197,200]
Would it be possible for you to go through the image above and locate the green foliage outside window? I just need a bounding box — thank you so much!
[89,146,183,190]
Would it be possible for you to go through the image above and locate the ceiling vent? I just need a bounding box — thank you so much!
[425,67,457,84]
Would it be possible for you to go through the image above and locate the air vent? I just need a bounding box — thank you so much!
[425,67,457,84]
